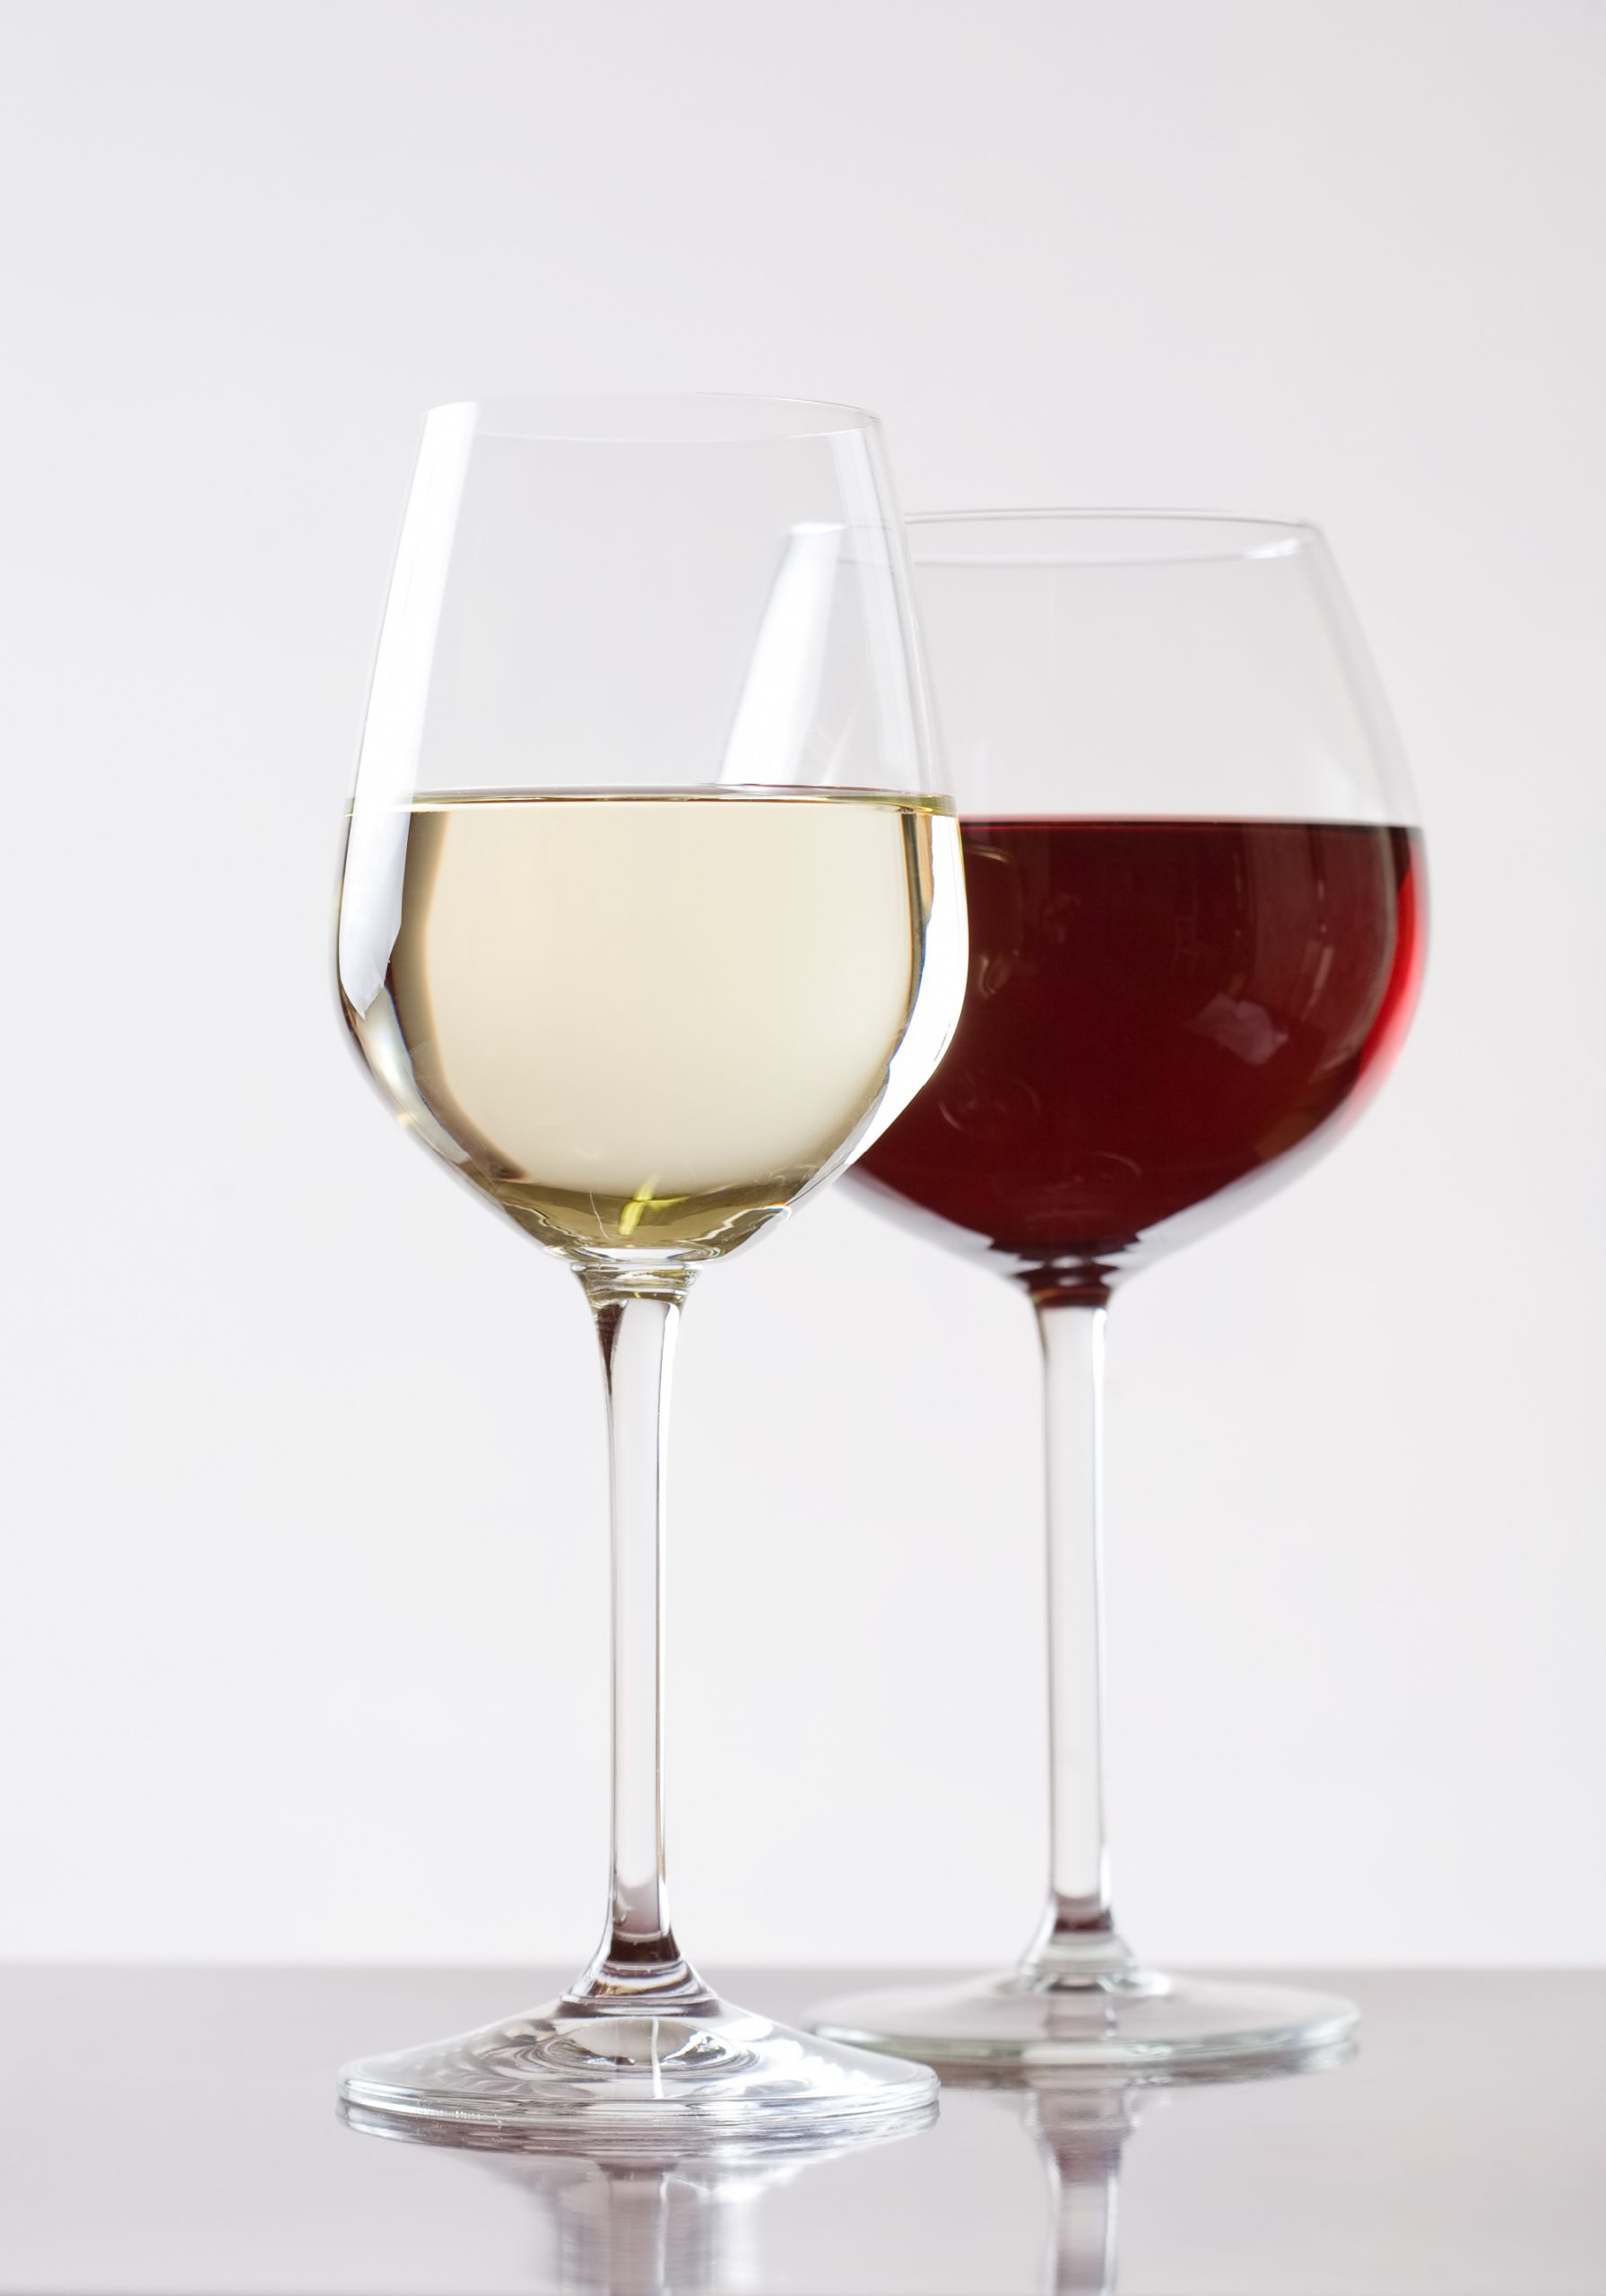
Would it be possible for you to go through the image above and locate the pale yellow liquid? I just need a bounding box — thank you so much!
[339,789,961,1264]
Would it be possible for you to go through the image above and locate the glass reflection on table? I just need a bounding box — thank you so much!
[341,2041,1352,2293]
[947,2042,1355,2296]
[340,2100,918,2295]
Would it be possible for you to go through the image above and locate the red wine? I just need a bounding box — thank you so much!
[854,818,1425,1299]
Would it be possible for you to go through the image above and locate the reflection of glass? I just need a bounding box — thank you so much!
[340,2105,915,2296]
[962,2048,1352,2296]
[340,2031,1350,2292]
[335,397,964,2143]
[1028,2083,1136,2296]
[813,514,1425,2072]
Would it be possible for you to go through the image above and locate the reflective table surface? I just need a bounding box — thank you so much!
[1,1968,1600,2292]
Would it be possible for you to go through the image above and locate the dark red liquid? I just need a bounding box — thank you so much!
[856,819,1425,1299]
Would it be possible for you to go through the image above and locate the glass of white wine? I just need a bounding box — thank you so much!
[334,396,965,2146]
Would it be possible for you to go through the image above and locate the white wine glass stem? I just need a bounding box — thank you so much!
[571,1280,710,2010]
[1021,1299,1132,1983]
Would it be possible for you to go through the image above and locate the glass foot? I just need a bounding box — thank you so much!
[339,1989,939,2151]
[807,1968,1358,2074]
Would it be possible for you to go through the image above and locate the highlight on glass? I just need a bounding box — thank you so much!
[811,511,1425,2071]
[335,397,966,2143]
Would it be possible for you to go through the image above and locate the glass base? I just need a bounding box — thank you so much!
[807,1968,1359,2075]
[339,1989,939,2152]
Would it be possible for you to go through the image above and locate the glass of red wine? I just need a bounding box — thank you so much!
[810,512,1426,2072]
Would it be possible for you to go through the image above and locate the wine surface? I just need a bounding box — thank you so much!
[340,789,958,1265]
[852,816,1424,1297]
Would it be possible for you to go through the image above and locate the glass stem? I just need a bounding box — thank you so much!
[570,1278,710,2010]
[1020,1298,1134,1986]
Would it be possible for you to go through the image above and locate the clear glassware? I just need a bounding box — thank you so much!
[335,397,966,2144]
[811,512,1427,2071]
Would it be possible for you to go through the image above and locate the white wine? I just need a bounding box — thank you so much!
[339,788,963,1265]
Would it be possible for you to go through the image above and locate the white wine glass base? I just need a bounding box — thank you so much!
[340,1991,937,2149]
[808,1970,1358,2075]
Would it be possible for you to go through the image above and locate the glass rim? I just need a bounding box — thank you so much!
[907,509,1322,567]
[426,393,881,444]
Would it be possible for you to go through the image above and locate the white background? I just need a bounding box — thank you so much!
[2,0,1601,1970]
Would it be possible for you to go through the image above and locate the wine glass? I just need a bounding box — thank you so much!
[811,512,1426,2070]
[334,397,965,2143]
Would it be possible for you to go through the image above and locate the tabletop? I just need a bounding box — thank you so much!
[1,1966,1599,2294]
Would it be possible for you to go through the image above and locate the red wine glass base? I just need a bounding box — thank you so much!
[806,1970,1358,2075]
